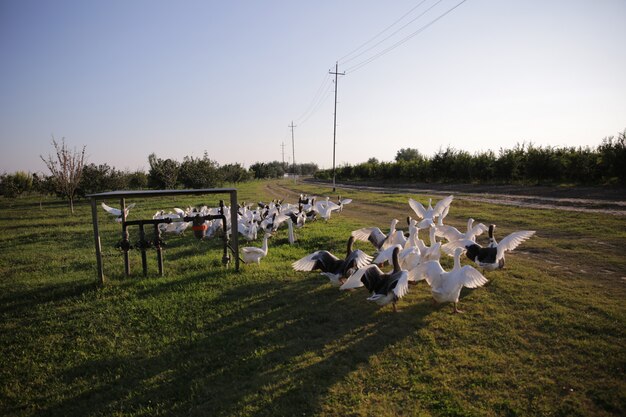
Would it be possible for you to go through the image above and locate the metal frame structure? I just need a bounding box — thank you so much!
[87,188,239,284]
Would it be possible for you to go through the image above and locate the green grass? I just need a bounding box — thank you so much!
[1,179,625,416]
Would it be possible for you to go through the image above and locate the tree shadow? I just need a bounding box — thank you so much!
[43,276,432,416]
[0,280,97,315]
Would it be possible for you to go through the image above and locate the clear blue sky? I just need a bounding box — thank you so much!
[1,0,625,173]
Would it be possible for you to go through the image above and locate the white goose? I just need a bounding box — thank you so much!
[408,195,453,223]
[241,233,271,265]
[372,244,421,271]
[341,246,409,312]
[437,218,488,243]
[409,247,488,313]
[102,202,136,222]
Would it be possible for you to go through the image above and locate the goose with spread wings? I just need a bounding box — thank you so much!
[340,246,409,312]
[408,195,453,222]
[408,247,488,313]
[464,225,535,271]
[101,202,136,222]
[292,236,373,286]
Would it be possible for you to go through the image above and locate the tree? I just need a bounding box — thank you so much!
[40,137,86,213]
[220,163,252,183]
[148,153,180,189]
[0,171,33,198]
[178,153,222,188]
[395,148,423,162]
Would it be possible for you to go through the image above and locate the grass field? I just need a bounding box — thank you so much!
[1,179,625,416]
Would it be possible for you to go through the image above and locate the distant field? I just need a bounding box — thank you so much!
[1,179,625,416]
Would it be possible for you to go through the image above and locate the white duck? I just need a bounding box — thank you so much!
[409,247,488,313]
[341,246,409,312]
[102,202,136,222]
[241,233,271,265]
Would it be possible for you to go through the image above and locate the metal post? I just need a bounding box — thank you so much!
[153,223,164,276]
[90,198,105,284]
[230,190,240,271]
[120,198,130,276]
[139,223,148,277]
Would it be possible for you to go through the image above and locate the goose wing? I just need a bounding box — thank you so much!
[345,249,373,270]
[340,198,353,206]
[435,224,463,242]
[387,230,407,248]
[291,251,340,272]
[101,202,122,217]
[433,195,454,218]
[408,198,428,219]
[408,260,444,284]
[457,265,488,288]
[327,200,341,212]
[441,238,475,256]
[372,244,402,264]
[392,271,409,299]
[496,230,536,259]
[351,227,386,249]
[467,222,488,240]
[242,246,265,256]
[340,264,382,290]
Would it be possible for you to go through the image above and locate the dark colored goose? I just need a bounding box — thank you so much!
[465,224,535,271]
[292,236,373,286]
[340,246,409,312]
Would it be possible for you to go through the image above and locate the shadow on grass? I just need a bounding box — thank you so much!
[0,280,98,315]
[44,275,431,416]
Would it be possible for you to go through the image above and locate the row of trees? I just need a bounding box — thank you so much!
[315,132,626,185]
[0,145,320,207]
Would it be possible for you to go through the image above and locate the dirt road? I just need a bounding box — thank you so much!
[294,179,626,215]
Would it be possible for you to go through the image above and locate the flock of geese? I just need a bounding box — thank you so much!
[102,193,534,313]
[292,195,535,313]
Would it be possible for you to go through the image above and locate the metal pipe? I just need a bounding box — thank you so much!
[139,223,148,277]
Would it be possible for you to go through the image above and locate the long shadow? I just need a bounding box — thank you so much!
[42,276,433,416]
[0,280,97,316]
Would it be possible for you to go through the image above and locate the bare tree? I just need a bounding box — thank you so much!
[40,137,87,214]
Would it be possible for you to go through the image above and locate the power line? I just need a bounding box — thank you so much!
[345,0,470,73]
[339,0,436,65]
[294,75,333,126]
[293,73,332,124]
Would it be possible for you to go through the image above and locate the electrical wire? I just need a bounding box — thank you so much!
[338,0,430,64]
[340,0,444,66]
[345,0,469,74]
[293,73,331,122]
[294,74,334,125]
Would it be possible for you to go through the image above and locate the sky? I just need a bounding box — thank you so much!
[1,0,625,173]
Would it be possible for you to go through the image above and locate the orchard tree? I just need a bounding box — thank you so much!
[395,148,424,162]
[40,137,86,214]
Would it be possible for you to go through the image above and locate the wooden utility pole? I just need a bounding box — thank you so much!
[289,121,297,183]
[329,62,345,192]
[281,142,286,172]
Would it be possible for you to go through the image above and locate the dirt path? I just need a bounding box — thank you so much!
[300,180,626,216]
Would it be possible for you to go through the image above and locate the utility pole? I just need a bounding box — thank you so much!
[329,61,345,192]
[289,121,297,183]
[281,142,286,173]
